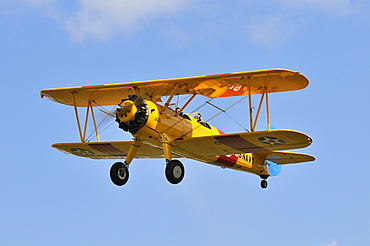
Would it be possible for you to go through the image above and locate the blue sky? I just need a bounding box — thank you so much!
[1,0,369,245]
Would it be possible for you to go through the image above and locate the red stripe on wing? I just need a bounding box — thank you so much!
[214,134,268,152]
[205,73,231,77]
[88,143,127,156]
[81,84,105,88]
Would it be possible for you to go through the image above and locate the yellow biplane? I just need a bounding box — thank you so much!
[40,69,314,188]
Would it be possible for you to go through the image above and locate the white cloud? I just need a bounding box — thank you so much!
[313,239,338,246]
[324,240,338,246]
[0,0,57,19]
[3,0,189,42]
[2,0,361,44]
[62,0,188,42]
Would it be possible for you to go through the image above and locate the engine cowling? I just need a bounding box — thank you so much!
[115,95,149,135]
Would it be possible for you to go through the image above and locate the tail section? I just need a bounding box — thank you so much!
[260,151,315,176]
[266,160,282,176]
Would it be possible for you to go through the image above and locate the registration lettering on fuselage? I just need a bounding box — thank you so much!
[237,153,255,165]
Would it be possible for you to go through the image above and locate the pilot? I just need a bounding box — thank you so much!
[176,107,191,120]
[195,113,211,129]
[175,107,181,115]
[195,113,202,122]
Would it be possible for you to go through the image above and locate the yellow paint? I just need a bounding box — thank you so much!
[40,69,309,107]
[232,153,269,175]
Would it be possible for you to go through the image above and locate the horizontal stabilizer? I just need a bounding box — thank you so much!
[258,151,315,165]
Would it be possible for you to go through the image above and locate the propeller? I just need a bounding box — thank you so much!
[115,100,137,123]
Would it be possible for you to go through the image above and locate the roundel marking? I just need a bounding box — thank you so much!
[258,136,286,145]
[71,148,95,156]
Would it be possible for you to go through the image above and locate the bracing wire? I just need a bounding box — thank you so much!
[160,96,214,136]
[207,96,248,119]
[223,112,249,132]
[178,94,192,104]
[192,98,215,112]
[178,96,248,138]
[205,96,249,132]
[85,105,116,142]
[89,120,116,141]
[86,94,249,141]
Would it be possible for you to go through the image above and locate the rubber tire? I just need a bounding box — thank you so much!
[110,162,129,186]
[165,160,185,184]
[261,179,268,189]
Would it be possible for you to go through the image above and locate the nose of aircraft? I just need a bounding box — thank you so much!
[115,101,137,122]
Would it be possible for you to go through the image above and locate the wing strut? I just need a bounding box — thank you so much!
[248,77,254,132]
[177,93,196,116]
[82,101,90,141]
[252,89,266,131]
[71,92,101,143]
[90,101,101,142]
[248,82,271,132]
[266,88,271,131]
[72,92,84,142]
[161,84,179,113]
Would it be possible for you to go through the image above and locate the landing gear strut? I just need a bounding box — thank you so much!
[110,162,129,186]
[165,160,185,184]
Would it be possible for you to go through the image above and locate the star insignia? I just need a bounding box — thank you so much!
[258,136,286,145]
[71,148,95,156]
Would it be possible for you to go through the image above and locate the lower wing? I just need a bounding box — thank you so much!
[52,141,182,159]
[173,129,312,157]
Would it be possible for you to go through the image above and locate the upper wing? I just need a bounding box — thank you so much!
[257,151,315,164]
[52,141,182,159]
[172,129,312,157]
[40,69,308,107]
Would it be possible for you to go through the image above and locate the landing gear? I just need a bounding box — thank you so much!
[110,162,129,186]
[165,160,185,184]
[260,179,268,189]
[259,175,269,189]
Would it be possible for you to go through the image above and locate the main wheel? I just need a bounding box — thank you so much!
[110,162,129,186]
[261,179,268,189]
[165,160,185,184]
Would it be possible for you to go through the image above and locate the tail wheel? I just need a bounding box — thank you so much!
[110,162,129,186]
[260,179,268,189]
[165,160,185,184]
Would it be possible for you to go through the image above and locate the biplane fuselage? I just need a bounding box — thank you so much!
[130,100,270,176]
[41,69,315,188]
